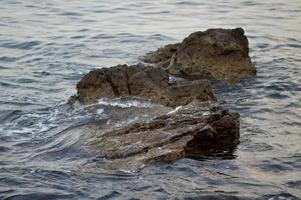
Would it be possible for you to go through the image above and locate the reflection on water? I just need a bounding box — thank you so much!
[0,0,300,199]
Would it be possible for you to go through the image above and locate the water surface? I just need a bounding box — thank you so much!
[0,0,300,199]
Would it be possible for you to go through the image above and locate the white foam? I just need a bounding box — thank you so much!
[2,101,107,136]
[167,106,182,115]
[96,108,104,115]
[202,111,211,116]
[97,98,153,108]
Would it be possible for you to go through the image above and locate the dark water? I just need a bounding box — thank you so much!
[1,0,301,199]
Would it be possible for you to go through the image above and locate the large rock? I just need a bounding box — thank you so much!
[89,102,240,169]
[74,64,216,107]
[143,28,256,83]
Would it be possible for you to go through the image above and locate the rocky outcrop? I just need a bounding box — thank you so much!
[143,28,256,83]
[69,28,255,168]
[74,64,216,107]
[89,102,240,169]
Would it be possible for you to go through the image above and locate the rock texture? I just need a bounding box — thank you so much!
[89,102,240,169]
[143,28,256,83]
[75,64,216,107]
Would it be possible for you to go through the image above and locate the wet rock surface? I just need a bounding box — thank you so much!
[143,28,256,83]
[75,64,216,107]
[89,102,240,169]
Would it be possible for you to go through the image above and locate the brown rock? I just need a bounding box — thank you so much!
[75,64,216,107]
[88,102,240,169]
[142,28,256,83]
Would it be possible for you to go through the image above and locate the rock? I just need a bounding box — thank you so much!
[75,64,216,107]
[89,102,240,169]
[142,28,256,83]
[69,29,248,169]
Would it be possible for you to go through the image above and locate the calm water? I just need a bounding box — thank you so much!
[0,0,301,199]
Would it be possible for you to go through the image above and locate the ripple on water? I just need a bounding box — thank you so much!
[0,0,301,199]
[58,11,82,16]
[3,193,75,200]
[1,41,42,50]
[0,56,19,62]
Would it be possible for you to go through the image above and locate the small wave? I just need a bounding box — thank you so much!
[91,34,117,40]
[265,193,299,200]
[0,81,16,87]
[0,66,10,70]
[1,41,41,50]
[16,78,38,84]
[4,192,75,200]
[0,102,107,136]
[58,11,82,16]
[0,56,18,62]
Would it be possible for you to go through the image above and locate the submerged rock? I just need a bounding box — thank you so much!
[89,102,240,169]
[143,28,256,83]
[75,64,215,107]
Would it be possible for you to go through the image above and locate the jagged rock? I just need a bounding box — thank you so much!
[143,28,256,83]
[74,64,216,107]
[88,102,240,169]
